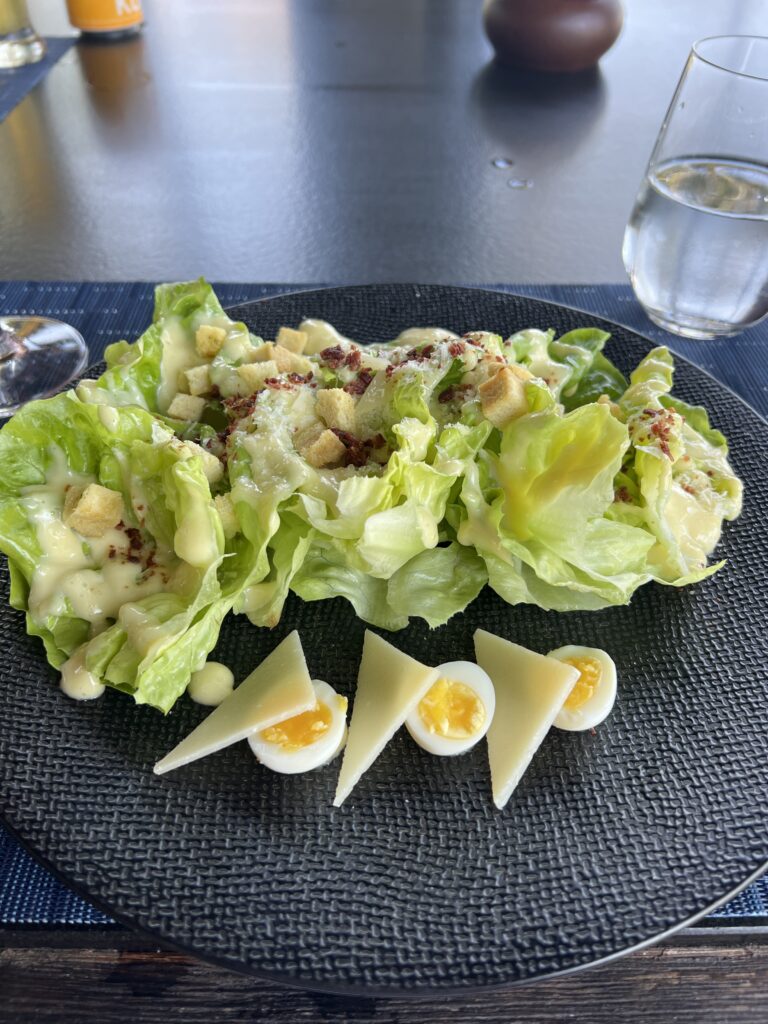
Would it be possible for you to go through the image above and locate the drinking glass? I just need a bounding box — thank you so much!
[622,36,768,339]
[0,0,45,69]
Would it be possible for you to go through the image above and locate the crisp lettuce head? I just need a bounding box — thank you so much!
[0,391,227,711]
[0,280,744,710]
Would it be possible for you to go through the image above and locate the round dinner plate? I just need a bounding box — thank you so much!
[1,285,766,996]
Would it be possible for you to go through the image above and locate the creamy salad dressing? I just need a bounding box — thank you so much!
[188,661,234,706]
[21,446,176,630]
[23,492,168,626]
[174,509,219,568]
[98,406,121,433]
[298,319,353,353]
[158,317,198,413]
[60,646,105,701]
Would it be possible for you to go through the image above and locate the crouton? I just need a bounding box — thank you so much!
[508,363,535,383]
[597,393,623,419]
[167,393,207,421]
[315,388,357,433]
[184,364,212,397]
[478,366,528,428]
[300,428,346,468]
[236,360,278,394]
[196,448,224,485]
[63,483,124,538]
[195,324,227,359]
[248,342,312,375]
[276,326,308,354]
[214,494,239,539]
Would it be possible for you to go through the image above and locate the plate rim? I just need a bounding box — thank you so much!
[2,282,767,996]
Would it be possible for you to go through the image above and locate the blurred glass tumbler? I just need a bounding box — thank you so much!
[0,0,45,69]
[623,37,768,339]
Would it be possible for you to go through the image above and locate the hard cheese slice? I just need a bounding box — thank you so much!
[333,630,439,806]
[474,629,579,810]
[154,630,315,775]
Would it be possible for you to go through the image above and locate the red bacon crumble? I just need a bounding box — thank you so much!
[343,368,374,395]
[320,345,346,369]
[448,341,466,357]
[344,348,362,370]
[438,383,471,404]
[404,344,435,363]
[330,428,389,467]
[614,486,632,503]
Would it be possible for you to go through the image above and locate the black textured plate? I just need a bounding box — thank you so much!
[1,286,767,996]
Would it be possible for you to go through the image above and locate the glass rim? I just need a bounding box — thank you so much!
[692,35,768,82]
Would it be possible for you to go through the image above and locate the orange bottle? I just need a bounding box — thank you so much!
[65,0,144,38]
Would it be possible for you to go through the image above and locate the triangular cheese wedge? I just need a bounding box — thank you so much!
[333,631,438,806]
[154,630,315,775]
[474,629,579,810]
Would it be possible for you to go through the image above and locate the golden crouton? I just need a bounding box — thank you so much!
[195,447,224,486]
[184,364,213,397]
[478,366,529,428]
[315,388,357,433]
[237,360,278,393]
[300,428,346,468]
[248,342,312,375]
[64,483,124,538]
[593,395,626,419]
[214,494,239,539]
[276,326,308,354]
[195,324,227,359]
[167,393,207,421]
[508,363,535,383]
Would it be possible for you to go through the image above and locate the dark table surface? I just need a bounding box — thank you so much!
[1,0,765,285]
[1,1,767,1021]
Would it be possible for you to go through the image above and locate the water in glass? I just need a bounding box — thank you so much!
[623,156,768,338]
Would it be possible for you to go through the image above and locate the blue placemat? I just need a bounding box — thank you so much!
[0,37,75,123]
[0,280,765,927]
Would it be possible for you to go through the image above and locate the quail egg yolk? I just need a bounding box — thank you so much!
[418,677,486,739]
[260,700,332,751]
[561,657,601,710]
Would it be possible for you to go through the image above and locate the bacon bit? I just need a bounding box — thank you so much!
[264,377,293,390]
[405,344,435,362]
[706,469,715,478]
[209,384,221,400]
[385,364,396,379]
[448,340,466,357]
[344,368,374,395]
[344,348,362,370]
[330,428,367,467]
[682,483,697,495]
[649,418,672,459]
[330,428,389,467]
[462,333,485,347]
[438,383,472,404]
[287,372,313,385]
[107,545,117,560]
[614,486,632,503]
[223,393,259,419]
[124,526,143,551]
[320,345,346,369]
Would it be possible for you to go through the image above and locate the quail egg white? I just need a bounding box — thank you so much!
[405,660,495,756]
[248,679,348,774]
[548,645,617,731]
